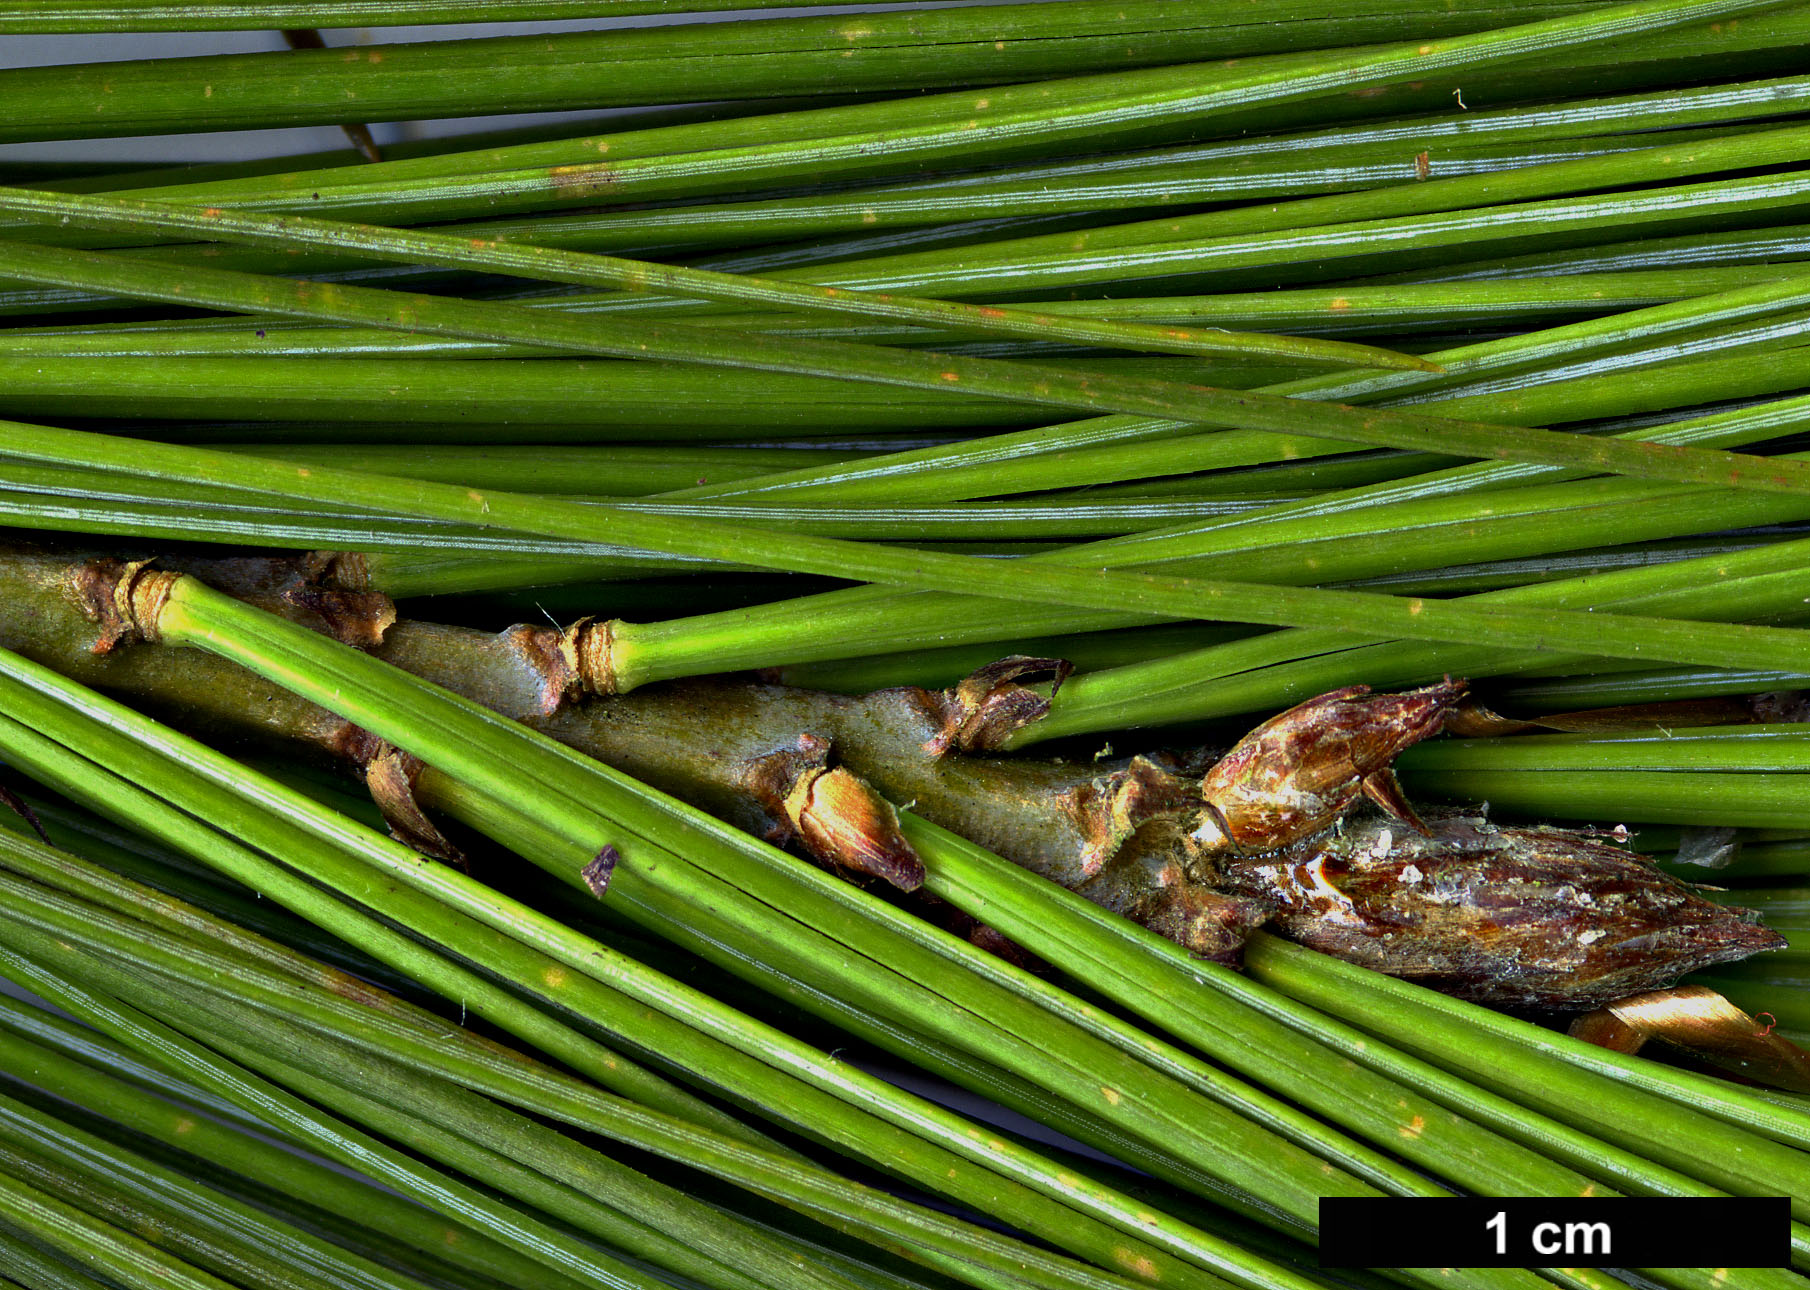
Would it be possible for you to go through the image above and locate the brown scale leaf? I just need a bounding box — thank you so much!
[281,585,397,650]
[582,845,620,899]
[744,733,923,891]
[921,655,1074,756]
[363,744,465,866]
[72,558,175,654]
[1571,985,1810,1093]
[1055,755,1204,880]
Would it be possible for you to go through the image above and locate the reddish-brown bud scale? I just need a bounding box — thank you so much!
[1193,679,1465,855]
[1220,812,1785,1009]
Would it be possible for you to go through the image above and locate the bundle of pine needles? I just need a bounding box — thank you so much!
[1,3,1809,1288]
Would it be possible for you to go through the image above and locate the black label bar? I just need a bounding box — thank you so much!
[1320,1198,1791,1269]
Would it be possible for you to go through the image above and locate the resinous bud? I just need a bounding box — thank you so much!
[1220,812,1785,1009]
[1192,679,1465,855]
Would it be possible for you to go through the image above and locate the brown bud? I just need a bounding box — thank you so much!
[1193,679,1465,854]
[1219,812,1785,1009]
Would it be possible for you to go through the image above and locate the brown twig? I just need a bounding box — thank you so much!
[0,548,1786,1006]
